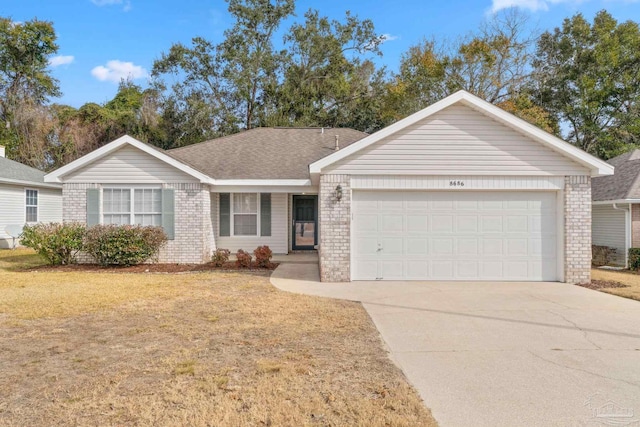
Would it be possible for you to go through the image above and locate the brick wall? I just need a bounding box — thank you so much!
[319,174,350,282]
[632,204,640,248]
[564,176,591,284]
[62,182,213,264]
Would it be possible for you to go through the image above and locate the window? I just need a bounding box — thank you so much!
[232,193,258,236]
[25,189,38,223]
[103,188,162,226]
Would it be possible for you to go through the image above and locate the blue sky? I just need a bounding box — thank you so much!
[6,0,640,108]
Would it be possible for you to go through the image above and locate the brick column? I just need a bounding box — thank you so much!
[564,176,591,284]
[319,174,350,282]
[632,205,640,248]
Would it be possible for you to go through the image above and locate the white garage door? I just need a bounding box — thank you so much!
[352,191,558,281]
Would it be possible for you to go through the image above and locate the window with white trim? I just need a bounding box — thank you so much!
[25,189,38,223]
[103,188,162,226]
[232,193,258,236]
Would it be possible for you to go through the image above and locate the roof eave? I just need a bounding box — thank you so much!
[0,177,62,189]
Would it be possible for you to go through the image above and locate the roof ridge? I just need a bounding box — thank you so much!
[168,128,266,153]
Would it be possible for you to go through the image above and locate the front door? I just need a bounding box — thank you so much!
[292,195,317,250]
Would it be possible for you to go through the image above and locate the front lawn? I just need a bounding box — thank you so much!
[0,249,436,426]
[591,268,640,301]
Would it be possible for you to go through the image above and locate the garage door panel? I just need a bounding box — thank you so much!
[352,191,558,281]
[506,215,529,233]
[381,214,403,232]
[354,237,378,255]
[481,216,503,233]
[407,215,429,233]
[456,216,478,232]
[354,214,378,232]
[432,261,454,278]
[458,262,479,278]
[432,215,454,232]
[457,238,478,255]
[381,237,403,255]
[407,238,428,255]
[482,239,504,256]
[432,238,454,255]
[380,260,404,279]
[407,261,429,279]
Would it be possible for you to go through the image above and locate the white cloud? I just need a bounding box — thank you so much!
[381,33,400,42]
[91,60,148,83]
[491,0,551,12]
[91,0,132,12]
[490,0,639,13]
[49,55,75,67]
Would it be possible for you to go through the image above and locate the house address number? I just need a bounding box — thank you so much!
[449,180,465,187]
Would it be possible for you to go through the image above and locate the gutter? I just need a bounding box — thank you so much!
[0,178,62,189]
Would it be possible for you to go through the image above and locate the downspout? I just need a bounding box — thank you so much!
[612,203,631,268]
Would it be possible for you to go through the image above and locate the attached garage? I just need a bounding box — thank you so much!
[352,191,559,281]
[311,91,614,283]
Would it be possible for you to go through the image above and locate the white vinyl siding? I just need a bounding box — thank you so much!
[0,184,62,249]
[592,205,627,266]
[327,104,589,176]
[211,192,288,253]
[352,191,558,281]
[64,145,199,183]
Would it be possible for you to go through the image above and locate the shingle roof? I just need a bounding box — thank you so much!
[168,127,368,180]
[0,156,54,186]
[592,149,640,201]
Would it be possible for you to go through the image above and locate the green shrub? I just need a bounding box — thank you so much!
[253,245,272,268]
[629,248,640,271]
[20,222,86,265]
[84,225,167,266]
[212,248,230,267]
[235,249,252,268]
[592,245,617,267]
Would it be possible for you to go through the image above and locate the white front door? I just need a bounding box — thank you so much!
[352,191,558,281]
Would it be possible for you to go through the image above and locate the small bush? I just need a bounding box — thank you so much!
[629,248,640,271]
[20,222,86,265]
[235,249,252,268]
[212,248,230,267]
[253,245,273,268]
[592,245,617,267]
[84,225,167,266]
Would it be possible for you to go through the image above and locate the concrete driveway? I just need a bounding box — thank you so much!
[271,263,640,427]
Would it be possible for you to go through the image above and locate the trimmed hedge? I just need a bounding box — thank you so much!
[84,225,167,266]
[21,222,86,265]
[629,248,640,271]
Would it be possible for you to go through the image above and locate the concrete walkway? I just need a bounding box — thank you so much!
[271,263,640,427]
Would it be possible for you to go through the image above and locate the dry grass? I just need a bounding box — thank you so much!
[591,268,640,301]
[0,249,437,426]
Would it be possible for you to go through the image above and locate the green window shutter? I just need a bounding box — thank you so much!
[162,188,175,240]
[219,193,230,237]
[86,189,100,226]
[260,193,271,236]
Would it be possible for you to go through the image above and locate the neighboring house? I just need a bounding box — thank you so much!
[0,146,63,248]
[44,91,613,283]
[591,149,640,267]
